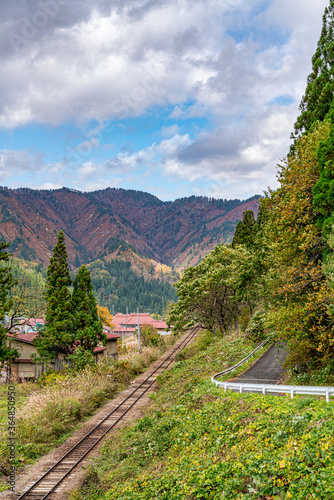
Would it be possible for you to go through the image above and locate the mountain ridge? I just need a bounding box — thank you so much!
[0,186,260,270]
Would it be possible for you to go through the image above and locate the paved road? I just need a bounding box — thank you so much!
[233,342,288,384]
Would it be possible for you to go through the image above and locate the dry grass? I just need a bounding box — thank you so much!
[0,333,176,477]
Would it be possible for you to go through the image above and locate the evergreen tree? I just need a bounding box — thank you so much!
[312,110,334,234]
[232,210,256,249]
[0,242,19,363]
[35,230,74,358]
[71,265,106,352]
[293,1,334,138]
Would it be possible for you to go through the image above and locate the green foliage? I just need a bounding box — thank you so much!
[71,265,106,353]
[35,231,75,358]
[312,111,334,234]
[88,259,177,315]
[0,241,19,363]
[7,258,45,319]
[67,346,96,370]
[265,121,334,369]
[246,311,266,343]
[293,1,334,138]
[140,324,161,348]
[168,243,263,335]
[232,209,256,248]
[168,245,240,335]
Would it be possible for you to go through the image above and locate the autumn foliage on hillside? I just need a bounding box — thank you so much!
[168,1,334,376]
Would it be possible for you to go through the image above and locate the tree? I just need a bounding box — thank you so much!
[8,258,46,320]
[71,266,106,352]
[292,1,334,138]
[232,210,256,248]
[0,242,19,363]
[35,230,75,358]
[312,109,334,235]
[97,305,114,329]
[140,324,161,347]
[167,245,240,336]
[265,121,334,368]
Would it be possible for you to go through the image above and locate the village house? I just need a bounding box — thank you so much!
[112,312,169,337]
[5,320,120,381]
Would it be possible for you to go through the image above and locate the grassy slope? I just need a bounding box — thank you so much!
[0,339,175,491]
[71,332,334,500]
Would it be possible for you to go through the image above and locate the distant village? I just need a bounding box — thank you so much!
[1,313,168,383]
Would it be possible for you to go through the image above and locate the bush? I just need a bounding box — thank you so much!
[140,324,162,347]
[246,311,266,343]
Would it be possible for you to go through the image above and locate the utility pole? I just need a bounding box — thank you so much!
[137,307,141,352]
[126,306,128,338]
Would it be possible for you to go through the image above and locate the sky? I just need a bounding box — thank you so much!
[0,0,329,201]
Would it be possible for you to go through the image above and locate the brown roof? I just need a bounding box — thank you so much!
[112,313,167,330]
[8,332,37,344]
[93,346,106,353]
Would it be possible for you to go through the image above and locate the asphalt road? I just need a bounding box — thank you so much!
[233,342,288,384]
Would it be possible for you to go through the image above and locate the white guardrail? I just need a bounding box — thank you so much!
[212,336,334,403]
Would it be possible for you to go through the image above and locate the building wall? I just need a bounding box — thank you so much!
[105,340,118,356]
[12,340,38,359]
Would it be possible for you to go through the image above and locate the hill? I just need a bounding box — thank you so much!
[70,331,334,499]
[0,187,260,271]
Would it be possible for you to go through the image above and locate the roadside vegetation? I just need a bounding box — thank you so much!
[166,2,334,384]
[0,334,175,489]
[70,330,334,500]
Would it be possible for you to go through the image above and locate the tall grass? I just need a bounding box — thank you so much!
[0,334,175,479]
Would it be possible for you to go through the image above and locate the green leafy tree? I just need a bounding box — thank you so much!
[265,121,334,369]
[71,265,106,352]
[0,242,18,363]
[140,324,161,347]
[35,231,74,358]
[8,258,46,319]
[232,210,256,248]
[168,245,240,335]
[292,1,334,138]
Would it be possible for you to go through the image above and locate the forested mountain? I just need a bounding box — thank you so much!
[0,187,259,270]
[87,259,177,315]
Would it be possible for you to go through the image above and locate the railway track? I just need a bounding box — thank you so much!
[15,327,199,500]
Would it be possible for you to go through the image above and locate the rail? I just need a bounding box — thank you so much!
[212,335,334,403]
[15,327,199,500]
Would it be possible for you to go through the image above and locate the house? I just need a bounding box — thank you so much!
[112,312,169,336]
[103,328,120,358]
[6,327,120,381]
[8,332,49,380]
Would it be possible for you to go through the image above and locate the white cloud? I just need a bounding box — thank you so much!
[0,0,330,199]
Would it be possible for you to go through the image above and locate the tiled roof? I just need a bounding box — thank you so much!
[104,331,120,340]
[93,346,106,353]
[8,332,37,344]
[112,313,167,329]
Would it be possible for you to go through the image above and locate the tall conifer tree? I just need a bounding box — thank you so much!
[232,210,256,249]
[35,230,74,358]
[293,1,334,138]
[71,265,106,352]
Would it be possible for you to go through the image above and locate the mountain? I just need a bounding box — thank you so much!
[0,187,260,271]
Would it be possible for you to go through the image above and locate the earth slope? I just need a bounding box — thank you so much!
[0,187,260,270]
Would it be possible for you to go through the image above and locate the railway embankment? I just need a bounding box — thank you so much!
[0,334,179,496]
[70,330,334,500]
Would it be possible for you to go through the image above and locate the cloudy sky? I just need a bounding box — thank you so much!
[0,0,329,200]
